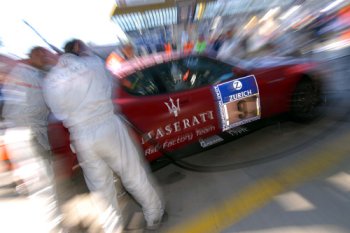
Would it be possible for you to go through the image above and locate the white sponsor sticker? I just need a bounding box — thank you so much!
[199,135,224,148]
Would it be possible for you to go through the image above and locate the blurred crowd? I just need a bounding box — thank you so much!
[103,2,350,64]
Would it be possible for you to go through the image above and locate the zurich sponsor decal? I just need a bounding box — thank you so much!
[215,75,259,104]
[213,75,261,131]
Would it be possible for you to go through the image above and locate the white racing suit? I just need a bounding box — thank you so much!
[2,63,63,233]
[2,63,50,150]
[44,54,164,231]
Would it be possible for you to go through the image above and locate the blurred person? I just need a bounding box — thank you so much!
[2,47,57,150]
[194,34,207,54]
[164,41,172,55]
[218,30,251,59]
[121,43,136,60]
[212,34,225,52]
[0,55,18,117]
[149,44,158,54]
[1,46,64,233]
[43,39,165,232]
[183,40,194,54]
[217,29,240,59]
[241,35,250,55]
[172,41,177,51]
[138,45,149,56]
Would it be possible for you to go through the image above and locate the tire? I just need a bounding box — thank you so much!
[290,78,321,122]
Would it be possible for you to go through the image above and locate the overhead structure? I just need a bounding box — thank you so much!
[111,0,297,33]
[194,0,294,20]
[112,0,213,32]
[112,7,178,31]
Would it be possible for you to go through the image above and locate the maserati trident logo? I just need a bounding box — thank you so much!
[164,97,181,117]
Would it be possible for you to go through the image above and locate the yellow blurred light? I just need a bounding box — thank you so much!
[197,3,205,20]
[110,4,119,18]
[258,19,278,36]
[244,16,258,30]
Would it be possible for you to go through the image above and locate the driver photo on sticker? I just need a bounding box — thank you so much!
[225,96,259,124]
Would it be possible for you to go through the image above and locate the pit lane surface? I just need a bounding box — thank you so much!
[155,104,350,233]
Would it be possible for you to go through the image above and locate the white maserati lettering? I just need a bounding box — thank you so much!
[229,90,253,101]
[145,145,160,156]
[141,110,214,144]
[163,133,193,149]
[182,119,191,129]
[173,121,181,132]
[144,132,194,156]
[192,115,201,126]
[155,128,165,139]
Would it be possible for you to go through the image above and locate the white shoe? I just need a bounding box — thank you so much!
[145,211,168,231]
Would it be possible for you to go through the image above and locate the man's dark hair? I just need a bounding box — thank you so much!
[64,39,80,55]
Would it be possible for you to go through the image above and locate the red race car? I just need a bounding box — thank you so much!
[48,52,323,174]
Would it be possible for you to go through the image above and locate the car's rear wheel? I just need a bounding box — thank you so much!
[290,78,321,122]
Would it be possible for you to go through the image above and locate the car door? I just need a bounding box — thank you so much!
[159,56,236,150]
[115,57,227,160]
[115,67,174,161]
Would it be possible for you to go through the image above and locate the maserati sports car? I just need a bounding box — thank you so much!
[48,51,323,174]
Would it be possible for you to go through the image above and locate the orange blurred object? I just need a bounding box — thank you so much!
[183,41,194,53]
[183,69,190,81]
[0,141,11,171]
[340,29,350,40]
[164,42,172,55]
[106,52,126,73]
